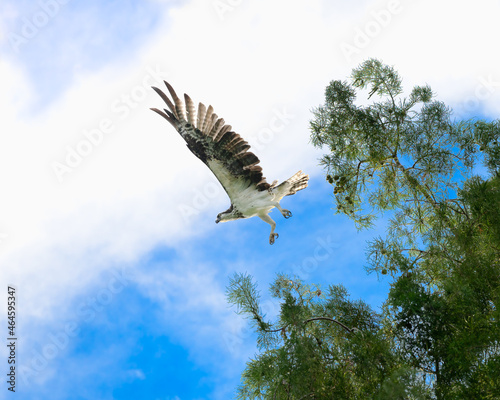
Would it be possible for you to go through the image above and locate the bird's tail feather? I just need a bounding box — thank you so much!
[285,171,309,195]
[274,171,309,199]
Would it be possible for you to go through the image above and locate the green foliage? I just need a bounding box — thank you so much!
[386,175,500,398]
[310,58,497,238]
[227,274,430,399]
[473,120,500,173]
[230,59,500,399]
[310,58,500,398]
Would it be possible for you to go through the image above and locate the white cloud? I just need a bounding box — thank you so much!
[339,0,500,117]
[128,368,146,380]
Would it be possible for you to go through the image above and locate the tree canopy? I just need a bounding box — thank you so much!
[227,273,429,399]
[227,59,500,399]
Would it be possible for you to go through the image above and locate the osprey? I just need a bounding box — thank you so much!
[151,81,309,244]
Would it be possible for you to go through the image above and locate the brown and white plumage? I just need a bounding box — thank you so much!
[151,81,309,244]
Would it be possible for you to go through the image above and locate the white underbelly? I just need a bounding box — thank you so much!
[233,187,274,217]
[207,159,276,217]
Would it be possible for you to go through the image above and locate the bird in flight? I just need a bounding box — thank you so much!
[151,81,308,244]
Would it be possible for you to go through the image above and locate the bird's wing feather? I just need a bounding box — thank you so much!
[151,81,270,201]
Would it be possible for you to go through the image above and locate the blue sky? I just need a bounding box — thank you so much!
[1,0,500,399]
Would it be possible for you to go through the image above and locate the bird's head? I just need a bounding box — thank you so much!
[215,205,238,224]
[215,211,231,224]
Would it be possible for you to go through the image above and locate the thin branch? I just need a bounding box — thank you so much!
[304,317,355,333]
[265,325,289,333]
[263,317,357,335]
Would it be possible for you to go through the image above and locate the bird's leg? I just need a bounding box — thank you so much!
[271,201,292,219]
[258,213,279,245]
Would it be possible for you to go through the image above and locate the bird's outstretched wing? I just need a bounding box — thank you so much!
[151,81,270,200]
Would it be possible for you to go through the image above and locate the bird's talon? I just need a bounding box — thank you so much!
[269,233,279,245]
[283,209,292,219]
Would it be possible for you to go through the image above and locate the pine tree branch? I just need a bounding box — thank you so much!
[303,317,356,333]
[393,155,440,211]
[262,317,357,335]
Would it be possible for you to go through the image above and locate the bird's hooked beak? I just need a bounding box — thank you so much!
[215,216,220,224]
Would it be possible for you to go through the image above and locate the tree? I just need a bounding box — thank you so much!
[386,175,500,399]
[228,59,500,399]
[227,273,429,399]
[309,59,499,280]
[309,59,500,398]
